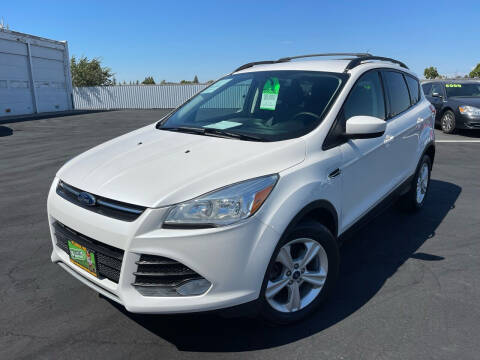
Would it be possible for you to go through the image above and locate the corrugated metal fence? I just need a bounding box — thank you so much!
[73,85,209,110]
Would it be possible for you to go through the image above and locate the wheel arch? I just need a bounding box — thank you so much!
[416,141,435,173]
[281,200,339,241]
[439,106,455,119]
[424,142,436,165]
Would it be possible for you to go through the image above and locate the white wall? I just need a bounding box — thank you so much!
[0,29,73,117]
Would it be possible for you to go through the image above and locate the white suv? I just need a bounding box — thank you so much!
[48,53,436,323]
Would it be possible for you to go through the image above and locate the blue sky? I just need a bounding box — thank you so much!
[2,1,479,82]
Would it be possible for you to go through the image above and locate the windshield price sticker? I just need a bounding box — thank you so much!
[260,77,280,110]
[203,121,242,130]
[446,84,462,88]
[201,79,233,94]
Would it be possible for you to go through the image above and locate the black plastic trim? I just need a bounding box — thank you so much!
[345,56,408,71]
[343,131,385,139]
[53,221,124,283]
[282,200,339,239]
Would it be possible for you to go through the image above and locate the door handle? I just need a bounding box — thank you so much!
[384,135,395,144]
[328,168,341,179]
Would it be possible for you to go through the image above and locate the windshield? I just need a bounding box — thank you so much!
[445,83,480,98]
[158,71,346,141]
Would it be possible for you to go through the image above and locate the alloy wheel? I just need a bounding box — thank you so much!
[266,238,328,313]
[416,162,429,204]
[442,112,454,132]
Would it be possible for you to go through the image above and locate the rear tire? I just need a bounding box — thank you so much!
[441,110,456,134]
[259,221,339,324]
[400,155,432,212]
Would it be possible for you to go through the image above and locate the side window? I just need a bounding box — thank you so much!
[421,83,432,96]
[430,83,443,96]
[383,71,411,117]
[405,75,420,104]
[343,71,385,120]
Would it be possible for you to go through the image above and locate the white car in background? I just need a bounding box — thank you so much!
[48,53,435,323]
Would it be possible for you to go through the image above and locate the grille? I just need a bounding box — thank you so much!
[132,254,204,296]
[56,181,146,222]
[53,221,124,283]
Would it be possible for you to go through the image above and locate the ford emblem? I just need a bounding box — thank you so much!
[77,191,96,206]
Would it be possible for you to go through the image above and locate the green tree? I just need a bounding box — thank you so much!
[193,75,199,84]
[70,56,114,87]
[424,66,440,79]
[469,63,480,78]
[142,76,156,85]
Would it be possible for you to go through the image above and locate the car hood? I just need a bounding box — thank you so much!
[57,124,306,208]
[449,97,480,107]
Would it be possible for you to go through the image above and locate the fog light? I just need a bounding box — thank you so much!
[176,279,211,296]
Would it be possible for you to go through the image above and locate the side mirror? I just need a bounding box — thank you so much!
[345,116,386,139]
[432,92,442,98]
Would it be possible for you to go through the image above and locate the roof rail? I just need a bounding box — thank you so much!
[277,53,372,62]
[345,56,408,71]
[232,53,408,73]
[233,60,289,73]
[233,53,371,73]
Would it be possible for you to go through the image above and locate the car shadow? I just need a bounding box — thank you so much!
[106,179,460,352]
[0,126,13,137]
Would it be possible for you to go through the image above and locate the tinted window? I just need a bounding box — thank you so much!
[422,83,432,96]
[383,71,411,117]
[405,76,420,104]
[445,83,480,97]
[344,71,385,120]
[159,71,346,141]
[431,83,443,96]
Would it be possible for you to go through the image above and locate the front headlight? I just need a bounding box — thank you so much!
[459,105,480,116]
[163,175,278,227]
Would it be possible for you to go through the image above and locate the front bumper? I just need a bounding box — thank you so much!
[47,178,280,314]
[456,113,480,129]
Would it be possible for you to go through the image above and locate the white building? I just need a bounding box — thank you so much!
[0,29,73,117]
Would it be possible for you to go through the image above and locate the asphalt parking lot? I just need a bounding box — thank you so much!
[1,110,479,360]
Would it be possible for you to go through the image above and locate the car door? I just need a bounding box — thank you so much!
[337,70,391,232]
[381,71,420,186]
[424,82,445,122]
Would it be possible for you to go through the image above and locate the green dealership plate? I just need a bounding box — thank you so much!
[67,239,98,277]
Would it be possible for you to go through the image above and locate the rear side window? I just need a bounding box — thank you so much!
[405,76,420,104]
[383,71,411,117]
[343,71,385,120]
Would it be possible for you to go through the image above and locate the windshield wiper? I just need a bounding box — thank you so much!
[159,126,207,135]
[204,129,266,142]
[159,126,266,141]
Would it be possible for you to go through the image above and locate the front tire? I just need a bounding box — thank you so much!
[441,110,456,134]
[400,155,432,211]
[259,221,339,324]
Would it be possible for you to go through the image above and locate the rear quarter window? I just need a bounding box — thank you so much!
[383,71,411,117]
[405,76,420,104]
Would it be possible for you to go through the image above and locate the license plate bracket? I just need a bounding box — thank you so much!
[67,239,98,277]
